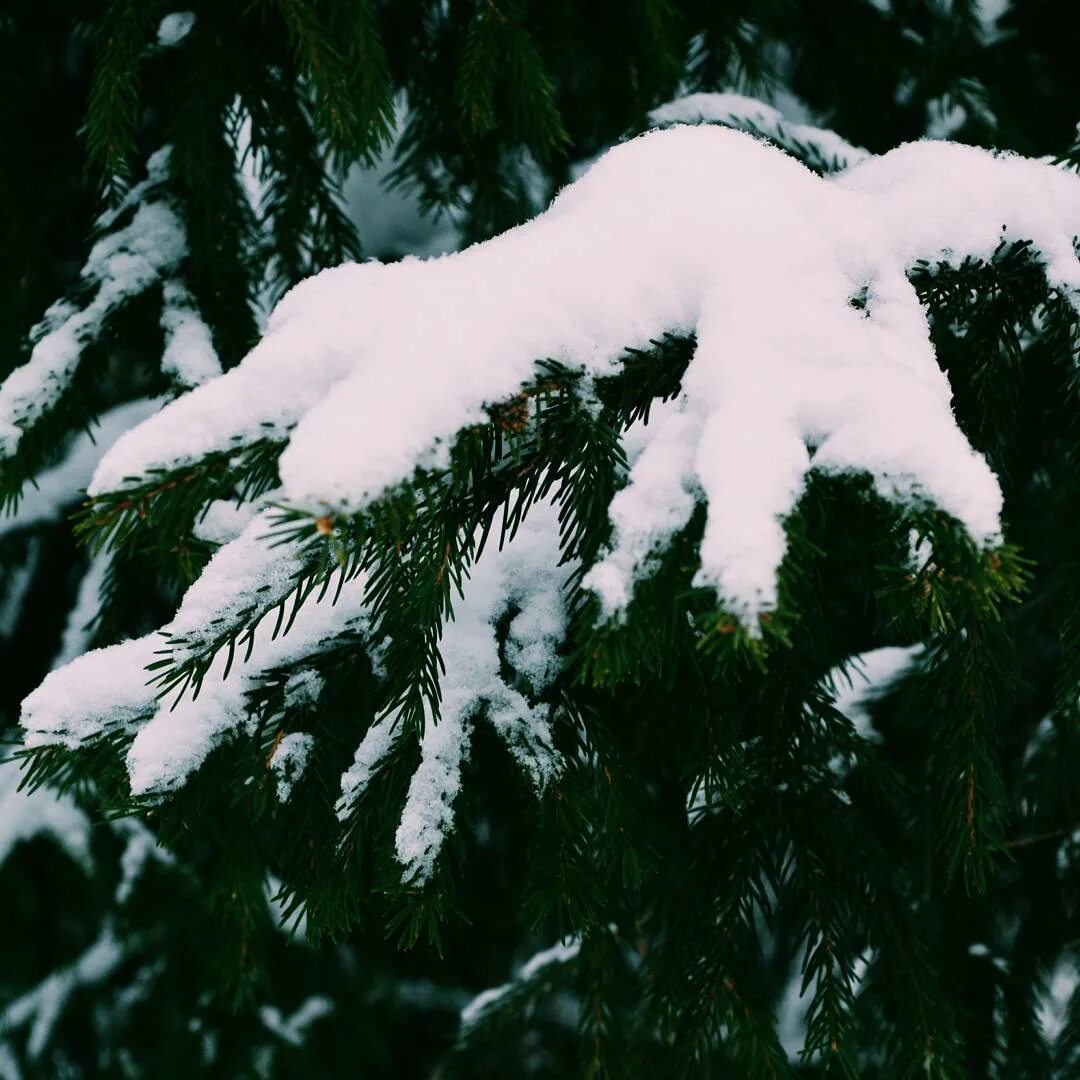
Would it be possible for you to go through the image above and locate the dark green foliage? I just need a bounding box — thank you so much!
[2,2,1080,1078]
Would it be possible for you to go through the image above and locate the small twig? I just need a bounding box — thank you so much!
[1004,825,1075,849]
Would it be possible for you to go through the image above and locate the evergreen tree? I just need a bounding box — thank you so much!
[1,2,1079,1076]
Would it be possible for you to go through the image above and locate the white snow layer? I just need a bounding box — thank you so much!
[126,567,369,796]
[113,818,174,904]
[0,926,124,1060]
[283,668,324,711]
[259,996,334,1047]
[23,496,567,858]
[84,120,1080,624]
[192,494,274,545]
[160,280,222,387]
[1039,957,1078,1043]
[21,493,567,813]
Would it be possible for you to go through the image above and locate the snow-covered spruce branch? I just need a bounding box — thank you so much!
[54,364,596,723]
[338,500,567,885]
[0,147,220,501]
[0,925,126,1060]
[18,119,1080,885]
[82,124,1080,616]
[457,936,581,1040]
[0,764,176,1064]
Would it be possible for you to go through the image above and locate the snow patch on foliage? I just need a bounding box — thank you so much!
[583,400,700,614]
[393,501,568,884]
[395,710,472,885]
[283,668,324,711]
[1039,956,1078,1042]
[157,12,196,48]
[270,732,315,802]
[259,996,334,1047]
[0,1042,19,1080]
[192,495,273,546]
[165,513,306,654]
[259,997,332,1050]
[976,0,1010,41]
[160,280,222,387]
[124,572,368,796]
[334,504,568,883]
[22,634,160,750]
[0,926,124,1059]
[335,716,399,816]
[113,818,174,904]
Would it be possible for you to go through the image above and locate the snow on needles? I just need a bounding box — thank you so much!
[160,280,222,387]
[88,121,1080,621]
[0,151,184,458]
[338,501,569,885]
[127,572,368,796]
[459,935,581,1033]
[20,512,366,792]
[270,732,316,803]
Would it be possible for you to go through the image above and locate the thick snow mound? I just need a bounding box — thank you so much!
[90,124,1080,617]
